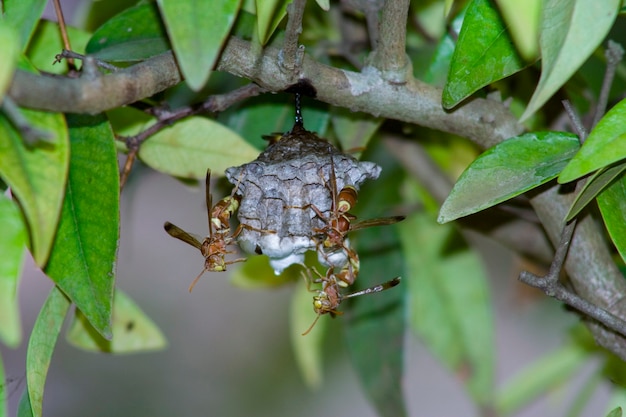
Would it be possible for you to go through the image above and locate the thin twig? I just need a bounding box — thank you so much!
[118,83,266,191]
[519,271,626,337]
[281,0,307,76]
[52,0,76,72]
[54,49,119,72]
[562,100,588,142]
[592,40,624,127]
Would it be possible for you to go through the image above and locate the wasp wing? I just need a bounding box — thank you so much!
[164,222,203,251]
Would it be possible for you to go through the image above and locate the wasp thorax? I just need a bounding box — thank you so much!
[225,124,381,274]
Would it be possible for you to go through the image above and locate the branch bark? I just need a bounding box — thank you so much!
[8,35,626,358]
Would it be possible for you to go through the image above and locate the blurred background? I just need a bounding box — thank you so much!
[0,1,617,416]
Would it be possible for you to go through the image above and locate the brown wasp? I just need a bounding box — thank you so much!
[301,266,401,335]
[310,154,404,286]
[164,169,245,292]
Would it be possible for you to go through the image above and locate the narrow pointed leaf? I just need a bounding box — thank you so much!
[0,22,19,103]
[26,286,71,417]
[439,132,580,223]
[255,0,288,44]
[66,289,167,353]
[597,174,626,264]
[2,0,47,49]
[559,97,626,182]
[442,0,526,108]
[566,162,626,221]
[139,117,261,178]
[45,114,119,339]
[0,194,26,348]
[85,3,170,62]
[0,110,69,267]
[157,0,241,91]
[401,213,493,404]
[495,344,587,415]
[289,278,327,388]
[521,0,619,120]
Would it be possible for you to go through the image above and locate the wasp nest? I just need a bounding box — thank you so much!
[225,124,381,274]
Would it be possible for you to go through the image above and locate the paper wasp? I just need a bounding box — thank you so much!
[310,154,404,286]
[164,169,245,292]
[301,266,401,335]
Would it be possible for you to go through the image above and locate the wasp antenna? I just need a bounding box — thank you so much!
[188,268,207,293]
[301,313,322,336]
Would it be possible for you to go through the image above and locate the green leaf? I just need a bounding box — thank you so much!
[0,110,69,266]
[521,0,619,121]
[597,173,626,264]
[442,0,526,108]
[66,288,167,353]
[330,107,382,157]
[495,344,587,415]
[26,286,71,417]
[85,3,170,62]
[1,0,47,49]
[289,278,328,388]
[494,0,541,61]
[559,98,626,182]
[157,0,241,91]
[221,95,330,150]
[401,212,493,404]
[0,22,19,103]
[45,114,119,340]
[607,408,623,417]
[565,162,626,221]
[0,194,26,348]
[26,21,91,74]
[438,131,580,223]
[138,116,261,178]
[255,0,288,44]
